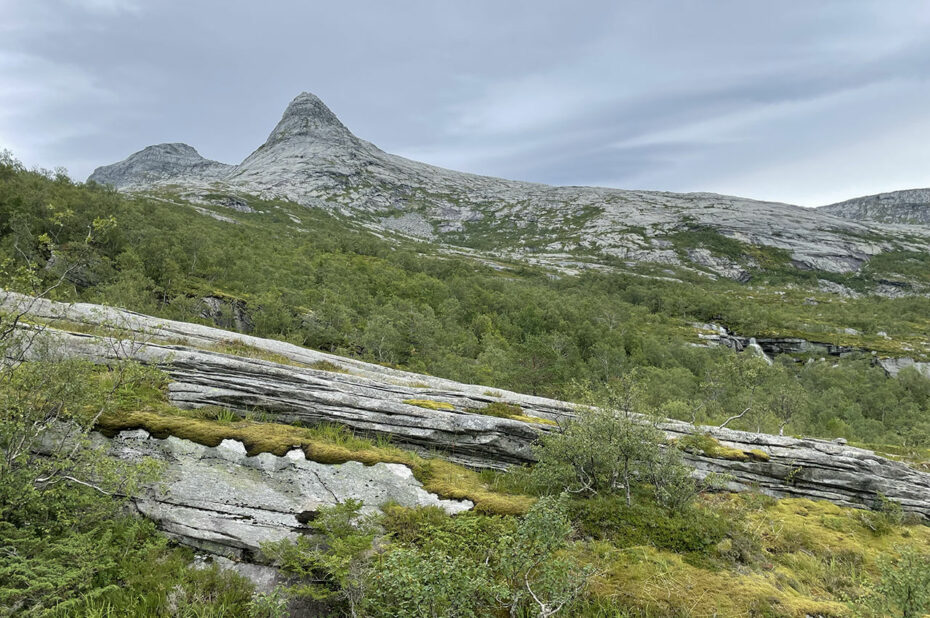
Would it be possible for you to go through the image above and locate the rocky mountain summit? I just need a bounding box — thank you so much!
[820,188,930,225]
[88,142,234,189]
[89,93,930,281]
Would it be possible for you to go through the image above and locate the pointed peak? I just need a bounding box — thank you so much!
[263,92,353,146]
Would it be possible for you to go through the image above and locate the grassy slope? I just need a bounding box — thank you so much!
[99,370,930,616]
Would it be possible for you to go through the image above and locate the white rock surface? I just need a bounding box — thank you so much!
[821,188,930,225]
[103,429,472,560]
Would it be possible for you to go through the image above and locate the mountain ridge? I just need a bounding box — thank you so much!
[88,92,930,284]
[820,188,930,225]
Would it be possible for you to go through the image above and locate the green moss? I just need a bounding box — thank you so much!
[308,359,351,374]
[403,399,455,411]
[678,433,752,461]
[209,339,304,367]
[95,410,531,515]
[472,402,558,426]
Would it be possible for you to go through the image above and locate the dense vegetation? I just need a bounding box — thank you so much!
[2,153,929,448]
[2,153,930,615]
[3,349,928,616]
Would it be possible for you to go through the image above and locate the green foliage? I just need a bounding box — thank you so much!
[568,494,728,556]
[494,495,592,617]
[859,494,907,536]
[475,401,524,418]
[0,512,255,617]
[532,376,719,513]
[531,377,664,505]
[678,433,753,461]
[263,500,377,616]
[863,546,930,617]
[365,548,501,617]
[0,355,253,616]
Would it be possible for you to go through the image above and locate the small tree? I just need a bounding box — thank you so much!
[495,495,592,618]
[532,375,662,506]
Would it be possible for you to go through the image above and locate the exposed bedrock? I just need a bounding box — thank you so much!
[9,293,930,530]
[96,429,471,561]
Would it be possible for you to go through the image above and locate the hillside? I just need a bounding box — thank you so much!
[820,188,930,225]
[2,106,930,615]
[89,93,930,288]
[5,289,930,616]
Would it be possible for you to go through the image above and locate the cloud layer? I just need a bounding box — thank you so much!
[3,1,929,205]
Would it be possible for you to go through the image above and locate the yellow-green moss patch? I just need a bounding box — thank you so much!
[307,359,351,374]
[95,410,531,515]
[403,399,455,411]
[209,339,305,367]
[678,433,754,461]
[583,543,847,617]
[473,402,557,426]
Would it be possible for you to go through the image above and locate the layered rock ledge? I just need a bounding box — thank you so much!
[7,292,930,557]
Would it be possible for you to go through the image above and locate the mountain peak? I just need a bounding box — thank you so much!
[262,92,353,146]
[87,142,232,188]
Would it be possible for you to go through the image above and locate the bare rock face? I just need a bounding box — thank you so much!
[11,292,930,527]
[86,93,930,281]
[878,357,930,379]
[821,189,930,225]
[88,143,234,189]
[199,295,254,333]
[100,429,472,560]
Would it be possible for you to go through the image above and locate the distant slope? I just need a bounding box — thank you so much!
[820,188,930,225]
[89,92,930,281]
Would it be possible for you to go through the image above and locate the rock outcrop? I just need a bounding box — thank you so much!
[10,292,930,541]
[89,143,234,189]
[87,93,930,281]
[100,429,471,560]
[821,189,930,225]
[696,323,860,358]
[878,357,930,380]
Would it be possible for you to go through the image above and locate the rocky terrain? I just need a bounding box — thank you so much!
[88,93,930,282]
[821,188,930,225]
[10,292,930,562]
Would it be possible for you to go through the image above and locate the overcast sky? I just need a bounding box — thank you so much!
[3,1,930,206]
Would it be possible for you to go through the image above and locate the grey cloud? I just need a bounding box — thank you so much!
[2,0,929,206]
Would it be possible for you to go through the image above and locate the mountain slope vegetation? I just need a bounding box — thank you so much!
[3,91,930,614]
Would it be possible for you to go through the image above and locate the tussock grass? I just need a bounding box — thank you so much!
[209,339,305,367]
[577,494,930,616]
[308,359,351,374]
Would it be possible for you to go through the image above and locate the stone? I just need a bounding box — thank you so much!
[100,429,473,560]
[820,188,930,225]
[878,357,930,379]
[10,291,930,526]
[89,143,233,189]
